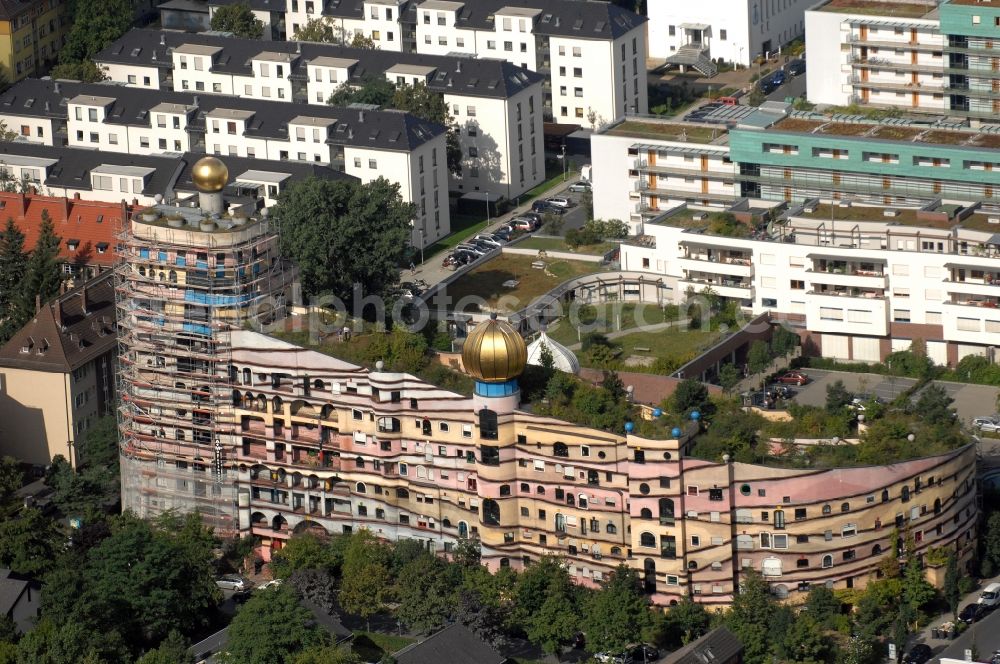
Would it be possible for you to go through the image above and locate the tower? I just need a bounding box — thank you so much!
[461,313,527,416]
[116,157,292,535]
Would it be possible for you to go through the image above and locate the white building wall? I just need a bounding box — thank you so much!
[362,0,406,51]
[803,8,848,105]
[101,62,162,88]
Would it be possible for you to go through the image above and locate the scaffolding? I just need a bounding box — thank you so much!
[115,211,292,536]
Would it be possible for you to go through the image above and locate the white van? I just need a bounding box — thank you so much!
[979,582,1000,607]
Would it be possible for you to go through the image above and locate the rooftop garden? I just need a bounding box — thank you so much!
[514,236,619,256]
[774,118,826,133]
[443,253,601,314]
[605,121,724,144]
[792,203,957,229]
[817,0,935,17]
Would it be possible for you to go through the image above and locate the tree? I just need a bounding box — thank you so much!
[395,554,457,633]
[804,585,841,629]
[984,511,1000,574]
[583,566,652,654]
[275,177,414,302]
[21,210,63,318]
[0,508,60,576]
[944,553,961,621]
[0,457,21,502]
[0,218,28,343]
[327,76,396,108]
[293,646,362,664]
[825,379,853,413]
[914,384,955,426]
[210,3,265,39]
[59,0,132,65]
[224,585,328,664]
[524,572,579,656]
[50,60,106,82]
[718,364,740,394]
[454,588,508,650]
[452,536,482,567]
[289,569,339,616]
[771,325,799,357]
[671,378,710,416]
[746,340,772,380]
[662,598,710,647]
[725,570,774,664]
[271,532,339,579]
[135,631,192,664]
[338,531,391,626]
[783,613,832,664]
[293,17,343,43]
[349,33,377,49]
[843,635,878,664]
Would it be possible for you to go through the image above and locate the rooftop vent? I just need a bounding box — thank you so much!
[989,216,1000,225]
[692,213,706,221]
[883,209,898,217]
[838,201,852,208]
[804,205,816,214]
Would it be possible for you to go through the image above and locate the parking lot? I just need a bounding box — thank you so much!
[786,368,999,426]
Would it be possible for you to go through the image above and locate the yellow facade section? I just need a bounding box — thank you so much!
[0,0,68,83]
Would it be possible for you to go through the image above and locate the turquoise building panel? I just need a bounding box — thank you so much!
[939,0,1000,39]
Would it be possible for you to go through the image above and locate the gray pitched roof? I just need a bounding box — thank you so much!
[94,29,542,99]
[207,0,644,39]
[661,627,744,664]
[0,570,28,617]
[0,79,444,151]
[393,624,507,664]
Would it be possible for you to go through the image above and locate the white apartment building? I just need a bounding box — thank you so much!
[619,200,1000,365]
[648,0,809,70]
[208,0,648,125]
[804,0,1000,123]
[0,79,450,248]
[0,143,356,208]
[591,119,738,232]
[94,29,545,200]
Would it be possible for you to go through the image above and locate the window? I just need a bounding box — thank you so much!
[794,508,807,520]
[640,532,656,547]
[720,29,728,40]
[822,555,833,568]
[842,523,857,538]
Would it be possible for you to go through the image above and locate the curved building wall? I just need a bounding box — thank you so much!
[160,330,979,605]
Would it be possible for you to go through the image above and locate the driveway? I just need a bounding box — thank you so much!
[765,71,806,102]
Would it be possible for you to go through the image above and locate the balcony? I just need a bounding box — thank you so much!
[806,260,887,290]
[679,277,752,300]
[677,252,753,278]
[943,276,1000,297]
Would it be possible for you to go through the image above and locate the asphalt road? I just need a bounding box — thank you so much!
[931,606,1000,662]
[784,368,999,427]
[766,70,807,102]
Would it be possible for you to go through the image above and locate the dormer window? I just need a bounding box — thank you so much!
[67,239,79,251]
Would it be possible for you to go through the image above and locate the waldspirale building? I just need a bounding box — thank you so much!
[186,315,979,607]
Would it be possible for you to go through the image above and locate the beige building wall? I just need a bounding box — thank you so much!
[0,368,74,466]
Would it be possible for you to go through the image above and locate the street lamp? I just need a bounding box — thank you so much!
[485,192,491,224]
[560,143,568,181]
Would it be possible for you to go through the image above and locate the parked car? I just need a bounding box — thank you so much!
[771,69,787,86]
[775,371,809,386]
[474,234,504,246]
[975,416,1000,429]
[215,575,248,592]
[594,652,631,664]
[513,217,538,231]
[521,211,543,224]
[568,180,592,193]
[493,226,514,241]
[455,243,485,255]
[849,394,884,411]
[629,644,660,661]
[398,282,422,299]
[256,579,283,591]
[980,582,1000,607]
[759,70,786,95]
[960,601,990,623]
[768,385,795,399]
[531,200,554,213]
[902,644,932,664]
[545,197,570,209]
[787,58,806,76]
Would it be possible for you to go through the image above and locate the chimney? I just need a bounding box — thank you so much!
[10,192,25,218]
[81,285,89,315]
[62,193,70,220]
[53,82,60,94]
[35,294,41,313]
[44,101,49,112]
[456,61,462,73]
[160,34,166,46]
[54,297,62,328]
[358,110,365,122]
[193,95,200,106]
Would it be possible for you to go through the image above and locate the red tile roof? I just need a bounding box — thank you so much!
[0,191,134,269]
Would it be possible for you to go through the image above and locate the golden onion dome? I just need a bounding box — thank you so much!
[191,156,229,193]
[462,314,528,383]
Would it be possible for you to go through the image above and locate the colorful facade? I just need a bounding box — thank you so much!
[0,0,65,83]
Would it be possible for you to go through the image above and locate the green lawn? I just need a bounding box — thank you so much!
[351,631,415,660]
[614,327,720,362]
[515,236,618,256]
[547,303,679,346]
[444,253,600,313]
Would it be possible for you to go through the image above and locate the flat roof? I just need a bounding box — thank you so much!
[237,169,290,184]
[290,115,337,126]
[771,115,1000,149]
[93,164,156,177]
[792,203,957,229]
[603,120,726,145]
[419,0,464,10]
[959,212,1000,232]
[815,0,937,17]
[948,0,1000,6]
[307,56,359,69]
[68,94,116,107]
[209,108,256,120]
[173,43,222,56]
[386,63,437,77]
[254,51,297,62]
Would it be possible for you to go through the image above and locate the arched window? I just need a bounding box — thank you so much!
[640,508,652,519]
[272,396,283,413]
[881,489,889,502]
[822,504,831,515]
[688,560,698,570]
[822,554,833,568]
[231,390,242,406]
[499,484,511,496]
[872,544,882,556]
[483,498,500,526]
[458,521,469,538]
[313,379,325,391]
[659,498,675,525]
[578,493,588,509]
[841,502,850,512]
[934,498,941,514]
[355,456,365,469]
[566,494,575,506]
[499,558,510,568]
[421,419,432,436]
[639,483,650,495]
[442,518,452,528]
[640,532,656,547]
[242,368,252,385]
[175,429,185,441]
[901,486,910,503]
[555,513,566,532]
[772,584,789,599]
[553,442,569,457]
[520,482,530,492]
[355,482,366,493]
[536,486,545,495]
[606,523,617,534]
[168,270,177,283]
[396,488,409,499]
[479,408,498,440]
[611,546,622,555]
[642,558,656,593]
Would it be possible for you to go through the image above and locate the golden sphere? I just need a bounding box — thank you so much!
[191,156,229,193]
[462,315,527,383]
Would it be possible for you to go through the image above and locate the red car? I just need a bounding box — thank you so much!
[776,371,808,386]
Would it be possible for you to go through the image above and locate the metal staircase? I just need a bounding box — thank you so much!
[666,43,718,78]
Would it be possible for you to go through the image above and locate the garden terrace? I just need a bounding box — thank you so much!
[816,0,936,17]
[604,121,726,145]
[792,204,957,229]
